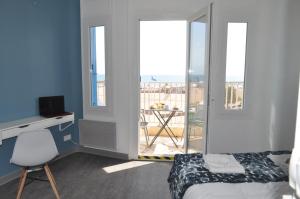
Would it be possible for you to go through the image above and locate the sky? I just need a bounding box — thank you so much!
[189,19,206,77]
[95,26,105,76]
[140,21,187,76]
[94,21,247,82]
[225,23,247,82]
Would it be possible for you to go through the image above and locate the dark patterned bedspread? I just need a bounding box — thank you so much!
[167,151,290,199]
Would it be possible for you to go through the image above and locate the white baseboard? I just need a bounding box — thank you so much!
[0,146,128,186]
[0,147,80,186]
[79,146,129,160]
[0,169,22,186]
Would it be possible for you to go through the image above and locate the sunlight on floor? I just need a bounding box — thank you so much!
[139,135,185,156]
[102,161,154,173]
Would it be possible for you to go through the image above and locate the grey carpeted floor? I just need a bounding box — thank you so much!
[0,153,172,199]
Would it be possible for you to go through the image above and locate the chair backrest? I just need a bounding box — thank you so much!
[11,129,59,166]
[140,110,147,123]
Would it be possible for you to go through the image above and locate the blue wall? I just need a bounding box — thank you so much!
[0,0,82,176]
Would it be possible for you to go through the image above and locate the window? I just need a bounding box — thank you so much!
[224,23,247,110]
[90,26,106,107]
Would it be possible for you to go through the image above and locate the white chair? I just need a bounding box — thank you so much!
[10,129,60,199]
[140,110,150,146]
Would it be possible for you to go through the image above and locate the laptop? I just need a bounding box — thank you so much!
[39,96,71,118]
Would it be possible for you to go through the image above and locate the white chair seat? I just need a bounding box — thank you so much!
[11,129,59,167]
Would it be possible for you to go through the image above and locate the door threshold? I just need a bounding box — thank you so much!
[138,155,174,161]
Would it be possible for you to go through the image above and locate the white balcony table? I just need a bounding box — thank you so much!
[145,108,183,148]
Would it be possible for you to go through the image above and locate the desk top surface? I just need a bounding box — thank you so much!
[0,113,74,131]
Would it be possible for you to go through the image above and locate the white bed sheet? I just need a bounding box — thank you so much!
[183,182,293,199]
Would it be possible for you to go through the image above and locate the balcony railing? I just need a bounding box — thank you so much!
[140,82,185,127]
[97,81,106,106]
[225,82,244,109]
[95,81,244,124]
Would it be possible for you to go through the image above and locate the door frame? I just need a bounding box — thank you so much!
[130,3,213,159]
[136,18,189,157]
[184,4,213,154]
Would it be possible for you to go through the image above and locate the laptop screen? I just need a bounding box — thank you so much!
[39,96,65,117]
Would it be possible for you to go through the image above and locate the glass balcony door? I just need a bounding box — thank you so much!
[185,5,212,154]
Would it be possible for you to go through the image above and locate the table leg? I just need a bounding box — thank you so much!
[148,120,166,147]
[149,111,178,148]
[157,111,178,141]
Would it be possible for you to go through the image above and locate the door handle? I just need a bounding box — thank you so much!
[208,98,215,107]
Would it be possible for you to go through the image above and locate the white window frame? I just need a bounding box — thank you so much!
[81,18,113,120]
[209,16,254,120]
[224,22,248,111]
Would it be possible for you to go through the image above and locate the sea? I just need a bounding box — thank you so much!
[97,74,242,82]
[97,75,186,82]
[140,75,185,83]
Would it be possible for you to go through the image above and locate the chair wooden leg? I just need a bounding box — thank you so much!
[16,168,27,199]
[44,164,60,199]
[16,170,23,194]
[144,127,149,146]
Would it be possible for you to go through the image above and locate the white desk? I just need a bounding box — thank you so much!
[0,113,74,145]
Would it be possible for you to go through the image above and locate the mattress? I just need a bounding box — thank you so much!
[168,151,290,199]
[183,182,293,199]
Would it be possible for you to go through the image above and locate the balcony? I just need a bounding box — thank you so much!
[139,82,186,156]
[96,81,244,156]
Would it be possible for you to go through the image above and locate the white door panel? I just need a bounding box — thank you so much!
[185,4,212,154]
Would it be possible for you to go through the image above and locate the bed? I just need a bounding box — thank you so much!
[168,151,293,199]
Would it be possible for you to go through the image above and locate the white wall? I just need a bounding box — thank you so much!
[80,0,300,157]
[207,0,299,153]
[270,0,300,150]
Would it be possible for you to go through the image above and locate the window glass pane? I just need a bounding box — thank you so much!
[90,26,106,107]
[225,23,247,110]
